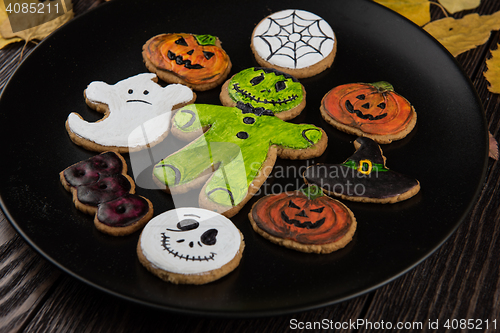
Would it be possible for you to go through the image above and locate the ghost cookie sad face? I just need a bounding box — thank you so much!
[125,86,153,105]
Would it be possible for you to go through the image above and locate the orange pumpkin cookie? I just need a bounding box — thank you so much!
[320,81,416,144]
[249,186,356,254]
[143,33,232,91]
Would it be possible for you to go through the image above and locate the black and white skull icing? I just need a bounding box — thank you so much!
[139,208,242,275]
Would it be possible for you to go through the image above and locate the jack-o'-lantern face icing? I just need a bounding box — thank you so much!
[228,67,303,115]
[139,208,242,275]
[251,186,354,245]
[143,33,230,85]
[322,81,415,136]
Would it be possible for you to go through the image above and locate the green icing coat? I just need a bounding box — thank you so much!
[154,104,324,210]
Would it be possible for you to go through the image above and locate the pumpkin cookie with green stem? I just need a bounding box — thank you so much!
[153,103,327,218]
[143,33,232,91]
[220,67,306,121]
[249,185,356,254]
[320,81,416,144]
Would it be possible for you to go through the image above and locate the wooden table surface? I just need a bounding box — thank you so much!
[1,0,500,332]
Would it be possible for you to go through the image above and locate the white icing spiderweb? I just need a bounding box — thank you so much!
[254,10,334,69]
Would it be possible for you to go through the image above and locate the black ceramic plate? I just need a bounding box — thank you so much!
[0,0,488,317]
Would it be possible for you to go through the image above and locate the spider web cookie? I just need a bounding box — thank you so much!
[251,9,336,78]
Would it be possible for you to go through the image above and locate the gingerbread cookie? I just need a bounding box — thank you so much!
[251,9,336,78]
[249,186,356,254]
[220,67,306,120]
[143,33,232,91]
[303,137,420,203]
[66,73,195,153]
[320,81,416,144]
[137,207,244,285]
[153,102,328,217]
[60,152,153,235]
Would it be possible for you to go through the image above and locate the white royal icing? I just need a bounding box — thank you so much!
[252,9,335,69]
[140,207,242,275]
[67,73,194,148]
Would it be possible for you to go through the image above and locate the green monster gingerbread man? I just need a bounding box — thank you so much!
[153,102,327,217]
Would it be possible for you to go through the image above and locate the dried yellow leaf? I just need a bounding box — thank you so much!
[0,0,73,49]
[424,11,500,57]
[0,0,22,48]
[438,0,481,14]
[373,0,431,26]
[484,44,500,94]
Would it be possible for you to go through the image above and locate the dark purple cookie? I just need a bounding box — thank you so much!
[63,152,124,187]
[96,194,151,227]
[76,174,133,206]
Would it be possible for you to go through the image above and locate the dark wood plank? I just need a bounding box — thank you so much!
[0,214,61,333]
[23,271,369,333]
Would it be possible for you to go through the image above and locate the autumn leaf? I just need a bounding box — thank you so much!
[438,0,481,14]
[424,11,500,57]
[0,1,21,48]
[373,0,431,26]
[489,132,498,160]
[484,44,500,94]
[0,0,73,49]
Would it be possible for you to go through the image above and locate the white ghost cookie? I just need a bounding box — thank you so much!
[66,73,196,153]
[137,207,244,285]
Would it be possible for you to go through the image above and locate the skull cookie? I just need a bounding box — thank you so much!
[137,207,244,284]
[220,67,306,120]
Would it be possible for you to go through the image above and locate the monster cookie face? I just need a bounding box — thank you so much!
[252,9,335,69]
[227,68,303,115]
[144,33,230,85]
[139,208,242,274]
